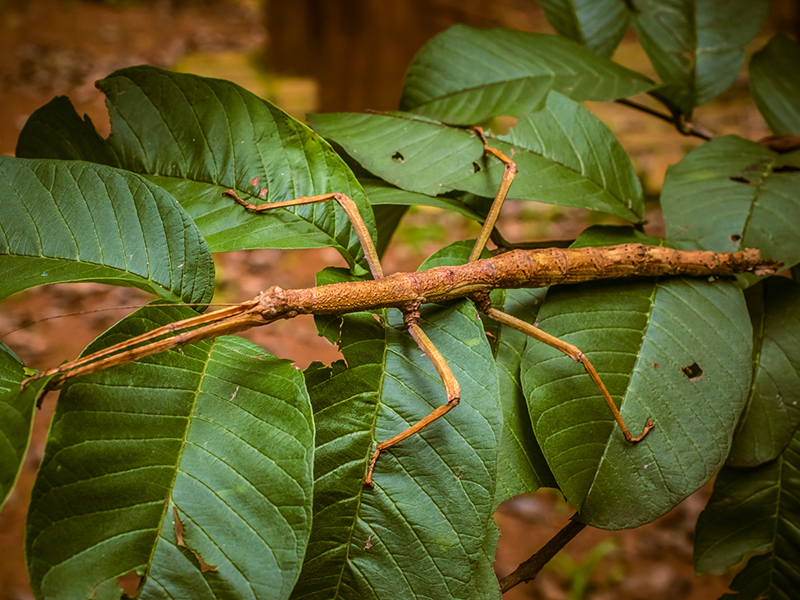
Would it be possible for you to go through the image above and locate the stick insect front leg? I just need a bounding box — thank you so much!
[465,130,654,443]
[225,188,466,484]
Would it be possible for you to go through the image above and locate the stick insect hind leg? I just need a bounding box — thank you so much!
[464,129,654,443]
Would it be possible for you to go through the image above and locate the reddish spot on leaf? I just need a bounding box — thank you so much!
[259,189,268,198]
[653,363,658,368]
[251,176,259,187]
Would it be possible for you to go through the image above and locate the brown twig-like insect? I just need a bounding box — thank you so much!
[23,128,777,486]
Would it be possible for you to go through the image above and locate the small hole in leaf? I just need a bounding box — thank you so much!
[729,176,749,184]
[730,234,742,242]
[117,571,143,597]
[173,506,218,572]
[772,164,800,173]
[472,161,481,173]
[681,362,703,381]
[391,151,404,163]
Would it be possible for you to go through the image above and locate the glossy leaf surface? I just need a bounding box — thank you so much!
[522,255,752,528]
[0,156,214,304]
[749,34,800,135]
[311,94,644,223]
[296,279,500,600]
[662,135,800,284]
[538,0,630,58]
[694,429,800,597]
[16,69,376,274]
[629,0,769,115]
[400,24,652,124]
[26,305,314,600]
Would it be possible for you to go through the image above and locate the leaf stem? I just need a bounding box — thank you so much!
[498,517,586,593]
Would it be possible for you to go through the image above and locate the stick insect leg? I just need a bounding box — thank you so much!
[483,305,654,443]
[364,313,462,487]
[468,127,518,263]
[224,189,383,280]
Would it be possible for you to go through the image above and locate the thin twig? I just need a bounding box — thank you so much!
[498,517,587,593]
[615,98,714,141]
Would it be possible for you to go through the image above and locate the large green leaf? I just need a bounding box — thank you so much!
[400,24,653,124]
[661,135,800,283]
[0,342,47,512]
[0,156,214,303]
[17,68,376,274]
[694,429,800,598]
[728,278,800,467]
[538,0,631,58]
[296,283,501,599]
[629,0,769,116]
[311,94,644,222]
[25,305,314,600]
[749,34,800,136]
[522,244,753,528]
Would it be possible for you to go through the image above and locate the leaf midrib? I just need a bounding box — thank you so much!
[139,336,216,588]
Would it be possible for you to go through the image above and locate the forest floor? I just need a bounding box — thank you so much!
[0,1,776,599]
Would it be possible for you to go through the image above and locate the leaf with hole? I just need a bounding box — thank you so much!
[0,156,214,304]
[311,94,644,223]
[521,236,752,528]
[400,24,653,124]
[25,305,314,600]
[662,135,800,285]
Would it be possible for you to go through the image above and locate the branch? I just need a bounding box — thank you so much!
[24,244,777,388]
[498,517,586,593]
[615,98,714,141]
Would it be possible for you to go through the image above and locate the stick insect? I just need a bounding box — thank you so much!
[24,128,772,485]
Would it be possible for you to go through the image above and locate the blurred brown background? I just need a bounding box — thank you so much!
[1,1,796,598]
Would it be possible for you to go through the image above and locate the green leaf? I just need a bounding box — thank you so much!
[538,0,631,58]
[295,298,501,600]
[466,92,644,222]
[0,342,47,512]
[522,255,752,528]
[25,305,314,600]
[311,96,645,223]
[400,24,653,124]
[662,135,800,284]
[0,156,214,304]
[19,68,376,274]
[309,111,485,198]
[694,429,800,598]
[629,0,769,115]
[728,278,800,467]
[15,96,120,167]
[749,34,800,135]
